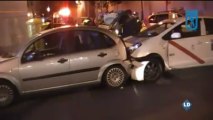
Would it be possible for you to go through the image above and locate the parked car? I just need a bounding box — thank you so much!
[0,25,132,107]
[125,16,213,82]
[147,11,183,26]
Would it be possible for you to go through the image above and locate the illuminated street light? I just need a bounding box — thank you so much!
[47,6,50,12]
[42,18,45,23]
[27,13,30,17]
[59,8,71,17]
[27,12,32,18]
[75,0,81,5]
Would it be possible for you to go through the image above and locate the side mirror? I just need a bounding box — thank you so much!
[171,32,181,39]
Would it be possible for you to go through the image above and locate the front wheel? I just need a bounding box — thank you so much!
[0,82,17,108]
[144,59,163,83]
[102,65,128,88]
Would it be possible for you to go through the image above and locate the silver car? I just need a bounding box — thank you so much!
[0,26,131,107]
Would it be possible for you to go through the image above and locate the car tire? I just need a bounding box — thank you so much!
[144,59,163,83]
[102,65,128,88]
[0,82,17,108]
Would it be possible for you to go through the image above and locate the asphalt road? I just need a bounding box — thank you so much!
[0,66,213,120]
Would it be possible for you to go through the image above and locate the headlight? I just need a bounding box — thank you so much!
[128,42,142,54]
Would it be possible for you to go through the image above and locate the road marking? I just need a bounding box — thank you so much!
[169,41,205,64]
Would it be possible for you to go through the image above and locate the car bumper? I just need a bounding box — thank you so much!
[131,61,150,81]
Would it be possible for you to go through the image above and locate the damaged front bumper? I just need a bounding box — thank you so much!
[131,60,150,81]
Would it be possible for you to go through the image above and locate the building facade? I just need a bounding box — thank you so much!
[0,1,28,54]
[94,1,213,21]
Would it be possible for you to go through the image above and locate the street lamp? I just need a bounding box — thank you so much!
[47,6,50,13]
[141,1,144,20]
[75,0,81,5]
[27,12,32,18]
[46,6,51,19]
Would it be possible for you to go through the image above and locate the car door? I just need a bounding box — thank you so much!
[64,30,119,84]
[19,31,70,92]
[166,19,208,68]
[203,18,213,65]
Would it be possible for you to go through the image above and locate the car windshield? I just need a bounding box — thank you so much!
[137,22,175,37]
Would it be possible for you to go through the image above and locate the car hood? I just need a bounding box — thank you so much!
[0,57,9,62]
[0,56,16,63]
[0,57,18,73]
[123,36,150,47]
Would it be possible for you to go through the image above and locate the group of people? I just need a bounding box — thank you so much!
[95,4,143,37]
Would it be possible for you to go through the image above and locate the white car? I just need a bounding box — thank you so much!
[148,11,183,26]
[125,16,213,82]
[0,26,132,107]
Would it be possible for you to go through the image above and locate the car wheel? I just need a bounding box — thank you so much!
[103,65,128,88]
[144,59,163,83]
[0,82,16,107]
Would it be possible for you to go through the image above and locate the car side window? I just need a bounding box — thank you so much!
[163,20,201,40]
[72,30,115,52]
[22,32,66,63]
[148,15,157,23]
[204,18,213,35]
[156,14,168,22]
[62,31,79,54]
[89,31,116,49]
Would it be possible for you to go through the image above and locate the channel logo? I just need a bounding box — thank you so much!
[185,10,198,31]
[182,99,192,112]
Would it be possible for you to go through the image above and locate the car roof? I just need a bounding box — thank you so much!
[198,16,213,19]
[151,11,180,15]
[148,11,183,19]
[38,25,112,35]
[158,16,213,24]
[31,25,118,41]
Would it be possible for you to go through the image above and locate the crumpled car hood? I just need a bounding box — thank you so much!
[123,36,150,47]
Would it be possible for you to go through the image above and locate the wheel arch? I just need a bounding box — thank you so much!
[134,53,166,71]
[0,78,20,95]
[0,74,21,95]
[97,60,130,82]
